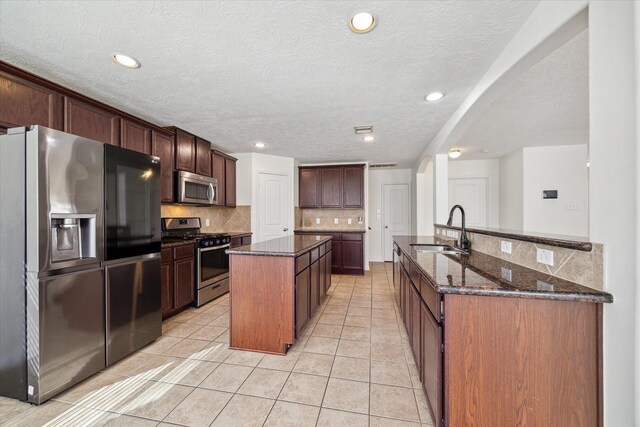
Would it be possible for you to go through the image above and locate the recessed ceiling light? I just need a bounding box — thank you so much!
[363,136,375,142]
[425,92,444,102]
[350,12,376,33]
[112,53,141,69]
[254,142,266,148]
[480,149,489,153]
[448,148,461,159]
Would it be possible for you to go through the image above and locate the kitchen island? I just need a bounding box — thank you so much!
[393,235,612,427]
[227,234,332,354]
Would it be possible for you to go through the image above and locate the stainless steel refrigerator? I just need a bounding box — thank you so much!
[0,126,106,404]
[0,126,162,404]
[103,144,161,366]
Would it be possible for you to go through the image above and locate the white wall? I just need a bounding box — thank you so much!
[433,154,449,224]
[589,2,638,425]
[448,159,500,227]
[233,153,253,206]
[368,168,412,262]
[523,145,588,236]
[499,148,524,230]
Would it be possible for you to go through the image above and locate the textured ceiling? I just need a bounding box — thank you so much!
[454,28,588,160]
[0,0,538,166]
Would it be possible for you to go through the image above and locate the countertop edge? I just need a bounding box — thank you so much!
[227,236,332,257]
[435,223,593,252]
[295,229,366,233]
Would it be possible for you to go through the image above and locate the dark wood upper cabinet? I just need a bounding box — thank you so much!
[299,164,364,209]
[321,168,343,208]
[121,119,151,154]
[299,168,321,208]
[212,151,226,206]
[0,71,63,130]
[64,97,120,146]
[343,165,365,208]
[152,130,175,203]
[225,157,237,207]
[195,137,212,177]
[175,128,196,173]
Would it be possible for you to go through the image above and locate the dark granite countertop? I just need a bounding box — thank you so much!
[295,228,366,233]
[227,235,332,257]
[226,231,253,238]
[394,236,612,303]
[161,239,196,249]
[435,223,592,251]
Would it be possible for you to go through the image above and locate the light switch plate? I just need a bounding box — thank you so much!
[501,267,512,282]
[205,219,211,227]
[316,218,320,224]
[334,218,339,224]
[500,241,512,254]
[348,218,352,224]
[536,248,554,266]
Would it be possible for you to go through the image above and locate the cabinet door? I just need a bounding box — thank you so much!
[321,168,343,208]
[402,268,411,326]
[341,235,364,275]
[343,165,364,208]
[411,283,421,366]
[230,237,242,248]
[0,72,63,129]
[319,255,326,300]
[241,236,252,246]
[152,130,175,203]
[295,269,310,338]
[421,300,442,426]
[195,137,212,176]
[331,239,342,273]
[174,257,195,308]
[299,168,321,208]
[326,250,332,291]
[161,262,173,315]
[121,119,151,154]
[310,260,320,316]
[212,151,226,205]
[64,97,120,145]
[175,128,195,173]
[225,158,236,207]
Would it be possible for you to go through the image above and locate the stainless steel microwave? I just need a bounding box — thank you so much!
[175,170,218,205]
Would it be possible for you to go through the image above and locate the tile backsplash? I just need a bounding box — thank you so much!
[161,204,251,233]
[435,227,603,291]
[296,208,365,230]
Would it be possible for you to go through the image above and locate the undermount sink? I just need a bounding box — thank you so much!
[410,244,468,255]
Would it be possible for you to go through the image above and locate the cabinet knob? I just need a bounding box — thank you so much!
[385,225,389,229]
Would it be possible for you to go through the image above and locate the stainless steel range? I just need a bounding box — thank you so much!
[161,218,231,307]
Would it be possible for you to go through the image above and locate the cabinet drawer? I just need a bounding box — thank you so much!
[296,252,310,274]
[319,243,326,257]
[325,241,331,252]
[420,274,441,322]
[310,247,319,263]
[174,244,195,260]
[161,248,173,263]
[341,232,363,241]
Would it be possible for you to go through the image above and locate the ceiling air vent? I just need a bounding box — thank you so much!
[369,163,398,169]
[354,126,373,134]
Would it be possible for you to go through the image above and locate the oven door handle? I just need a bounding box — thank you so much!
[200,244,230,252]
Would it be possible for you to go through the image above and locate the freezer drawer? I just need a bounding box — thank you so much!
[106,256,161,365]
[31,267,105,404]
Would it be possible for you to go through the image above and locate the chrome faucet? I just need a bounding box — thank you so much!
[446,205,471,251]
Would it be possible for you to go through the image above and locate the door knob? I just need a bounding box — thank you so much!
[283,228,289,232]
[385,226,388,229]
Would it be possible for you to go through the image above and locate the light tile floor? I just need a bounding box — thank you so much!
[0,262,434,426]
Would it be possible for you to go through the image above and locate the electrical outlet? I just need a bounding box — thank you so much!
[501,240,512,254]
[536,248,554,266]
[501,267,512,282]
[334,218,339,224]
[436,229,440,235]
[205,218,211,227]
[315,218,320,224]
[348,218,352,224]
[565,202,580,211]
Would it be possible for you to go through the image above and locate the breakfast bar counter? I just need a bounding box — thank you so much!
[227,235,332,354]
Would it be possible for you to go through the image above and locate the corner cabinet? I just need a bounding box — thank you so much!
[298,164,364,209]
[212,150,237,207]
[161,244,195,318]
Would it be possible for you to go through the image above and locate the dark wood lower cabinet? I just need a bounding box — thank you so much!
[295,231,363,275]
[295,269,310,339]
[310,259,320,316]
[161,243,195,319]
[397,245,602,427]
[230,234,252,248]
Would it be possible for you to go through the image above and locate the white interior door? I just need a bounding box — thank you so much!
[383,184,410,261]
[448,178,488,227]
[258,172,290,242]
